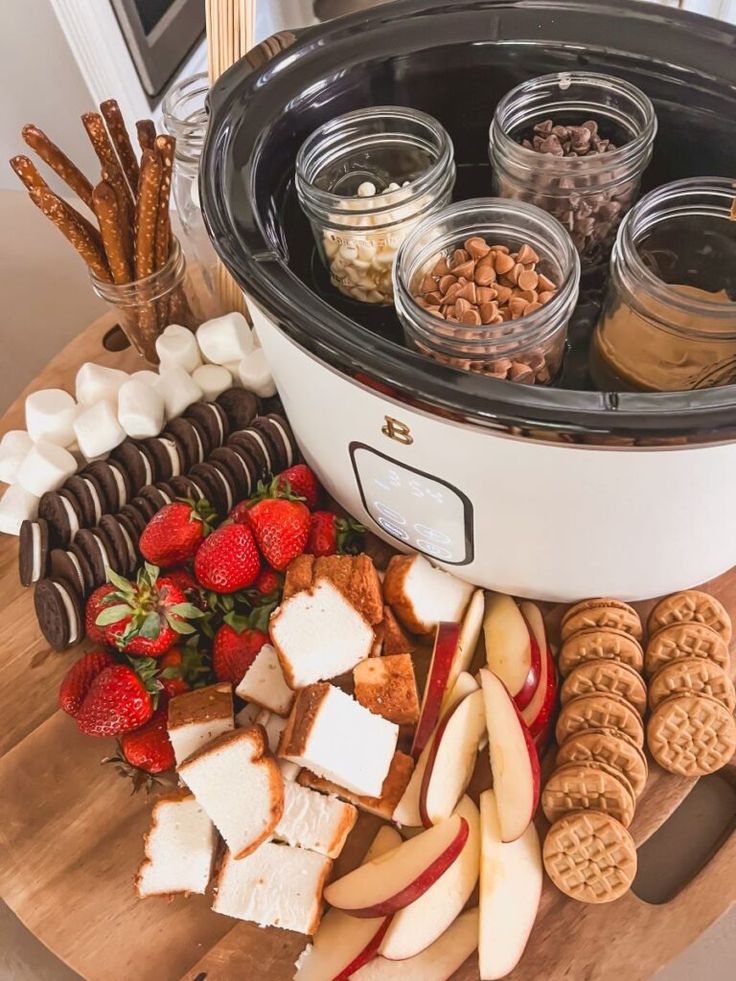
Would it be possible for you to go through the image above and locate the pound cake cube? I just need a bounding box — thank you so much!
[270,579,374,688]
[178,727,283,859]
[384,554,474,634]
[135,790,217,898]
[381,604,416,654]
[167,682,234,765]
[235,642,294,716]
[297,750,414,820]
[279,683,398,798]
[354,653,420,725]
[274,781,357,858]
[254,707,300,780]
[212,843,332,934]
[283,553,384,624]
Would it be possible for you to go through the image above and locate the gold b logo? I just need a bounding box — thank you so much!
[381,416,413,445]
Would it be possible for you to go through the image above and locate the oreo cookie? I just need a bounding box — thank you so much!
[229,429,273,482]
[216,389,260,432]
[38,488,84,547]
[139,483,173,512]
[129,495,158,523]
[208,461,237,515]
[69,542,97,594]
[19,518,49,587]
[209,446,257,501]
[75,528,116,586]
[66,473,107,526]
[185,402,229,454]
[249,418,288,473]
[84,460,131,511]
[163,418,207,471]
[111,440,155,493]
[266,414,298,469]
[49,547,93,598]
[142,436,183,481]
[189,463,230,516]
[168,475,204,501]
[99,515,137,575]
[35,577,83,650]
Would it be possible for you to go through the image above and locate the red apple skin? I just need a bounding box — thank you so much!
[526,647,557,740]
[512,694,542,825]
[333,916,393,981]
[534,718,553,756]
[411,622,462,760]
[513,612,542,712]
[418,693,477,829]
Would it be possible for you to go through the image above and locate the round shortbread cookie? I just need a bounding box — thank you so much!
[555,727,648,799]
[556,692,645,748]
[561,659,647,716]
[542,760,636,827]
[543,810,637,904]
[561,600,642,642]
[647,590,732,644]
[646,692,736,777]
[558,629,644,679]
[644,622,730,678]
[648,658,736,714]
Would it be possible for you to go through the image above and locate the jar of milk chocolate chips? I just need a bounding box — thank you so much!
[489,72,657,270]
[296,107,455,304]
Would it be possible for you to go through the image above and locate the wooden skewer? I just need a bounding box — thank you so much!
[100,99,140,195]
[29,186,111,281]
[92,181,132,285]
[21,124,95,210]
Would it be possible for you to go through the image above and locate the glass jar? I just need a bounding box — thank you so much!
[393,198,581,385]
[591,177,736,392]
[489,72,657,270]
[296,106,456,304]
[91,237,201,364]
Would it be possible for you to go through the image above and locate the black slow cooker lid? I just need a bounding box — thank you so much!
[201,0,736,442]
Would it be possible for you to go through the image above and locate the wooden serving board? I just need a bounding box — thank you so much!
[0,315,735,981]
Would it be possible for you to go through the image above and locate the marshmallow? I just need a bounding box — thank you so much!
[223,362,243,385]
[131,370,160,386]
[25,389,77,447]
[196,312,254,365]
[0,484,39,536]
[117,380,166,439]
[156,324,203,373]
[154,367,203,419]
[0,430,33,483]
[75,363,129,407]
[17,442,77,496]
[191,364,232,402]
[73,400,126,460]
[237,348,277,398]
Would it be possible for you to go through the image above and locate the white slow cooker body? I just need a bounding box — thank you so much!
[251,299,736,602]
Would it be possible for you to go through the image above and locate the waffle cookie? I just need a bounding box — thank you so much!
[542,760,636,828]
[644,622,730,678]
[560,659,647,715]
[648,657,736,714]
[561,599,642,642]
[555,727,648,799]
[647,590,731,644]
[543,810,637,904]
[646,692,736,777]
[559,628,644,678]
[556,692,645,748]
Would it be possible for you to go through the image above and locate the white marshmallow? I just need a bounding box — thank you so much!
[73,400,126,460]
[0,484,39,536]
[75,363,129,407]
[237,348,277,397]
[154,367,203,420]
[196,312,254,365]
[0,430,33,483]
[117,380,166,439]
[156,324,203,373]
[223,361,243,385]
[25,389,78,447]
[131,370,160,386]
[191,364,232,402]
[17,442,77,496]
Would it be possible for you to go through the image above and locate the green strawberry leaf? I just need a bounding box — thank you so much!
[223,611,250,633]
[106,567,133,593]
[139,612,162,640]
[160,665,183,679]
[168,615,196,635]
[249,602,276,635]
[168,602,206,619]
[95,604,132,626]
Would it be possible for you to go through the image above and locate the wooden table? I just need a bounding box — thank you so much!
[0,316,735,981]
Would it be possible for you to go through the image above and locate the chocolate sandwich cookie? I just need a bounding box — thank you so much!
[35,577,83,650]
[185,401,229,454]
[265,414,298,468]
[142,436,184,482]
[189,463,230,516]
[207,460,237,515]
[129,495,158,523]
[168,475,204,502]
[84,460,131,511]
[19,518,49,587]
[163,418,207,471]
[138,484,173,512]
[38,488,84,547]
[216,388,260,432]
[111,439,155,493]
[66,473,107,526]
[99,515,137,575]
[209,446,257,500]
[75,528,117,586]
[249,418,284,472]
[49,547,93,598]
[228,429,272,483]
[118,504,148,540]
[69,542,98,594]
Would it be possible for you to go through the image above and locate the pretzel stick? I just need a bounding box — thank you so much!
[100,99,139,194]
[10,154,49,194]
[92,181,132,285]
[153,135,175,270]
[81,112,118,172]
[102,162,134,265]
[135,149,162,280]
[21,124,94,209]
[29,187,111,281]
[136,120,156,154]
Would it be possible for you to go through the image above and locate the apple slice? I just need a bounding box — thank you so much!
[351,908,479,980]
[478,789,542,979]
[483,593,540,710]
[439,589,484,715]
[295,826,401,980]
[324,813,468,917]
[480,668,540,842]
[419,689,485,826]
[518,602,558,738]
[410,622,462,759]
[393,672,478,827]
[380,795,480,961]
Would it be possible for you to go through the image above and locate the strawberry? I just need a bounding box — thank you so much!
[306,511,365,557]
[228,500,252,526]
[85,584,117,645]
[139,499,215,568]
[76,664,155,736]
[193,523,261,592]
[156,645,210,697]
[247,498,310,571]
[253,566,282,597]
[95,565,204,657]
[276,464,321,509]
[213,619,268,686]
[165,566,209,611]
[118,704,175,774]
[59,650,116,718]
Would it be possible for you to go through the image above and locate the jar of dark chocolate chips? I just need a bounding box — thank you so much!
[489,72,657,270]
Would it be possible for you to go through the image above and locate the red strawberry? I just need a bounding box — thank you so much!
[157,645,209,697]
[306,511,366,557]
[85,584,117,645]
[193,523,261,592]
[276,464,321,510]
[165,566,209,611]
[139,500,215,568]
[96,565,203,657]
[118,704,175,774]
[59,650,116,718]
[76,664,155,736]
[247,498,310,571]
[253,566,282,597]
[228,500,252,526]
[213,621,268,686]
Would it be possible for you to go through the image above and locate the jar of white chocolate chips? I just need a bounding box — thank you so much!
[296,107,456,304]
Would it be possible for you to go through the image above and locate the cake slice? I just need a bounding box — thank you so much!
[353,653,420,725]
[270,579,374,688]
[135,790,217,898]
[381,605,416,654]
[167,682,234,765]
[384,554,474,634]
[254,708,300,780]
[212,842,332,934]
[178,727,283,859]
[235,642,294,716]
[274,781,357,858]
[297,750,414,820]
[283,553,384,624]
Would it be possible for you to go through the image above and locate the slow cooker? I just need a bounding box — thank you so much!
[200,0,736,602]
